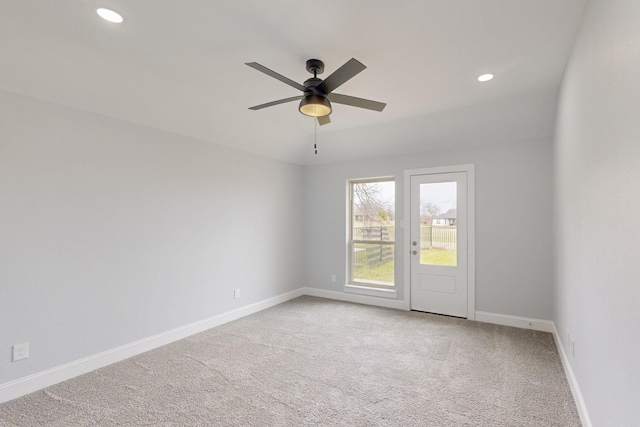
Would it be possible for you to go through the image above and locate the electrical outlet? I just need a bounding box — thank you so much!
[234,289,240,299]
[331,275,336,283]
[12,343,29,361]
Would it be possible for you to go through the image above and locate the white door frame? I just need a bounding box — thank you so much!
[403,164,475,319]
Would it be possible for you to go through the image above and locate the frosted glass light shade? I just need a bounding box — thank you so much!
[299,95,332,117]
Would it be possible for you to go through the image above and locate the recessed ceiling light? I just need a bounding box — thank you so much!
[96,8,124,24]
[478,74,494,82]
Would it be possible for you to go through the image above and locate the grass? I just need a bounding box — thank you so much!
[421,248,457,266]
[352,247,456,285]
[354,260,394,284]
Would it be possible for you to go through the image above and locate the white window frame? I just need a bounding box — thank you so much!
[345,177,397,299]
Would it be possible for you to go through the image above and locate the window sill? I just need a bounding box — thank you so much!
[343,284,398,299]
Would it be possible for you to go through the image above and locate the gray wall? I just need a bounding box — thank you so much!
[0,90,304,384]
[554,0,640,424]
[304,137,555,319]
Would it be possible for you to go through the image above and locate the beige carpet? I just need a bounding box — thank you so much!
[0,296,580,426]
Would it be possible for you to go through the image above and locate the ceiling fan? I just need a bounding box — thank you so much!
[245,58,386,125]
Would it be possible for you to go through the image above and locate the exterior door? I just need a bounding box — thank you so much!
[410,172,468,317]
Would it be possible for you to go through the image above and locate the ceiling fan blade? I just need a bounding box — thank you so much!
[320,58,367,94]
[248,96,303,110]
[317,115,331,126]
[245,62,306,92]
[328,93,386,112]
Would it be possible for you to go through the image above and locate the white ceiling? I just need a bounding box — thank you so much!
[0,0,585,165]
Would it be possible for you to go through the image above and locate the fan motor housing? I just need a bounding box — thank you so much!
[303,77,324,93]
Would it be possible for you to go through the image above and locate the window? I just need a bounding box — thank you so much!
[349,177,395,288]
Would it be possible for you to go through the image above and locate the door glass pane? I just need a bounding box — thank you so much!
[419,182,457,266]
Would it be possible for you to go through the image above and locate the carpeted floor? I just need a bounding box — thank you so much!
[0,296,581,426]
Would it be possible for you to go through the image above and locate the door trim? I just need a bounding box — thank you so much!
[403,164,475,319]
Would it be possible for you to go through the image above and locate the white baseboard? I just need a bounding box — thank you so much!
[551,323,592,427]
[0,288,305,404]
[475,311,555,333]
[302,287,407,310]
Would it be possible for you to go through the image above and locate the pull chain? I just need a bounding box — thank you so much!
[314,118,318,155]
[313,65,319,154]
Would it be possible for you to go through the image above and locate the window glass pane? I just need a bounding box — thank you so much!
[353,243,395,285]
[419,182,457,266]
[350,179,395,287]
[352,181,395,242]
[352,225,395,242]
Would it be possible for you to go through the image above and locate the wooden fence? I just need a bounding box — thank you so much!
[352,225,456,267]
[353,226,394,267]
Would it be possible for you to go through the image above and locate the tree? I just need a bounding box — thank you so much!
[420,202,440,224]
[353,183,393,227]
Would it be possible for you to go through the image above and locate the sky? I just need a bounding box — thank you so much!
[355,180,457,215]
[420,182,457,212]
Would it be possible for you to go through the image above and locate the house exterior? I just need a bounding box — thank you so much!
[432,208,457,226]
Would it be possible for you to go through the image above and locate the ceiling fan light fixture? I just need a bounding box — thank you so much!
[246,58,385,124]
[299,94,332,117]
